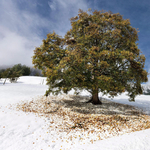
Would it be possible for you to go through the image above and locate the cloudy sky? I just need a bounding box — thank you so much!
[0,0,150,72]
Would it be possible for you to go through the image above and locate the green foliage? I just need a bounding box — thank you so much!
[2,68,21,83]
[11,64,31,76]
[32,9,148,103]
[0,69,5,79]
[0,64,30,83]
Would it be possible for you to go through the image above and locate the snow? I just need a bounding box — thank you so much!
[0,76,150,150]
[103,93,150,116]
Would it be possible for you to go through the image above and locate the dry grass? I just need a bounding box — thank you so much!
[16,94,150,141]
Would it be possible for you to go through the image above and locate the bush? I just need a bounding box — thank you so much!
[0,69,5,80]
[11,64,31,76]
[2,68,21,83]
[0,64,31,84]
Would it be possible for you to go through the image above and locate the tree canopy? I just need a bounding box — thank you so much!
[32,9,148,104]
[0,64,31,84]
[11,64,31,76]
[1,68,21,84]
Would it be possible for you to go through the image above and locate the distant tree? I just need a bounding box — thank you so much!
[0,64,30,84]
[0,69,5,80]
[11,64,31,76]
[2,68,21,84]
[33,9,148,104]
[22,65,31,76]
[12,64,22,73]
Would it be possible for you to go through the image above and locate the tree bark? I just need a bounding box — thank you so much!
[3,78,7,85]
[87,88,102,105]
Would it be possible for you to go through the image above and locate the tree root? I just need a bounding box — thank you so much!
[86,98,102,105]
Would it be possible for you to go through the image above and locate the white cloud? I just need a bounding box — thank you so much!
[47,0,89,36]
[48,0,89,13]
[0,26,39,66]
[0,0,50,66]
[48,1,56,10]
[0,0,89,67]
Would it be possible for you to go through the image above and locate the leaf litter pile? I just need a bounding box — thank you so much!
[16,94,150,144]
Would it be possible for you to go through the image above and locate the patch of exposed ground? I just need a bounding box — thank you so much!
[15,94,150,143]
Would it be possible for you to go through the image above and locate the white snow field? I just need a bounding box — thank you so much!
[0,76,150,150]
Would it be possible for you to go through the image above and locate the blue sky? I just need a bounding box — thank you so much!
[0,0,150,76]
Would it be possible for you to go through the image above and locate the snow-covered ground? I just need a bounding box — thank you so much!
[0,76,150,150]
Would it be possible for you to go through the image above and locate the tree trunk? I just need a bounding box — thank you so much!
[91,90,102,105]
[87,88,102,105]
[3,78,7,85]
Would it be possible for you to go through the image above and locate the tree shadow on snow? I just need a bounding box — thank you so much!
[58,95,144,116]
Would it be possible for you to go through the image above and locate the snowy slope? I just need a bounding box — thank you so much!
[0,76,150,150]
[103,92,150,115]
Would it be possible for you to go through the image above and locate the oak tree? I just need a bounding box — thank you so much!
[32,9,148,104]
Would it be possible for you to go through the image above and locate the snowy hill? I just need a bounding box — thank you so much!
[0,76,150,150]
